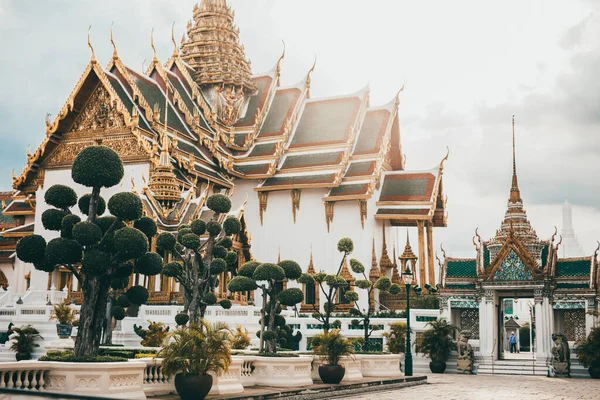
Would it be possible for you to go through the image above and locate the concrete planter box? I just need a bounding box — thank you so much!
[252,356,313,387]
[358,354,403,378]
[208,356,244,395]
[45,361,147,399]
[311,356,363,382]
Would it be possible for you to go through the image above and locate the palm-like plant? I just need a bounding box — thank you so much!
[577,327,600,368]
[9,325,43,360]
[158,321,231,376]
[50,300,78,325]
[416,318,457,363]
[383,322,407,354]
[311,329,354,365]
[230,325,251,350]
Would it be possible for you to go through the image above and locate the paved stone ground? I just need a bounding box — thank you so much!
[342,374,600,400]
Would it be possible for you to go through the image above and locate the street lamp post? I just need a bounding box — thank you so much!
[403,266,413,376]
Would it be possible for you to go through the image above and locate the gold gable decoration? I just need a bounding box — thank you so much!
[71,85,126,133]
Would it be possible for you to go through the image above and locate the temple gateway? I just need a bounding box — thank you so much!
[439,118,599,371]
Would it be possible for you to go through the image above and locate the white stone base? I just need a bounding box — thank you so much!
[252,355,313,387]
[359,354,403,378]
[45,361,147,399]
[209,356,244,395]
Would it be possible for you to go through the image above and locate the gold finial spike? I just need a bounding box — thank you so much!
[151,28,158,63]
[142,59,147,73]
[440,146,450,171]
[277,246,281,263]
[88,26,97,63]
[306,54,317,98]
[110,22,118,60]
[509,115,522,203]
[171,22,178,57]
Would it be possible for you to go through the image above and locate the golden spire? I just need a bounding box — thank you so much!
[151,28,158,63]
[181,0,256,92]
[380,221,393,270]
[307,245,316,274]
[509,115,522,203]
[277,246,281,263]
[391,239,401,284]
[399,230,418,261]
[369,235,381,282]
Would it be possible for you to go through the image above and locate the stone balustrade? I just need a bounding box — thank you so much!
[0,361,51,391]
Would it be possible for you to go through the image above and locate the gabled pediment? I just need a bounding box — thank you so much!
[486,233,541,281]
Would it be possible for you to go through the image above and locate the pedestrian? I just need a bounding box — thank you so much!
[509,332,517,353]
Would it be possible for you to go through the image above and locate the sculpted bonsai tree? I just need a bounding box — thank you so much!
[346,261,402,351]
[15,145,163,357]
[228,260,304,352]
[297,238,354,332]
[156,194,241,325]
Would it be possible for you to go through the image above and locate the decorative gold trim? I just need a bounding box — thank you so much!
[258,191,268,225]
[291,189,301,223]
[359,199,367,229]
[325,201,334,233]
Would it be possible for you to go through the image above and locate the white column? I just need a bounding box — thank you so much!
[479,292,495,361]
[586,300,596,336]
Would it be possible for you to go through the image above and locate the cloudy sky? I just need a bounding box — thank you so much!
[1,0,599,257]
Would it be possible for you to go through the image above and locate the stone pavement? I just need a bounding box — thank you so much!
[342,374,600,400]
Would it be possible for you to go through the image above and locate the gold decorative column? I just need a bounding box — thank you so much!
[426,222,435,286]
[416,220,426,287]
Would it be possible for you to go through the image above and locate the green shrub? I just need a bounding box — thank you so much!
[42,209,68,231]
[60,214,81,238]
[278,288,304,307]
[175,313,189,326]
[206,194,231,214]
[190,219,206,235]
[206,221,221,236]
[337,238,354,254]
[156,232,176,252]
[238,261,260,277]
[71,145,124,188]
[45,238,82,266]
[218,237,233,249]
[116,295,131,308]
[135,252,163,276]
[126,285,149,305]
[45,185,77,209]
[39,352,127,363]
[350,259,365,274]
[220,299,232,309]
[111,306,126,321]
[16,235,46,264]
[228,276,258,292]
[113,228,148,260]
[213,245,227,259]
[134,217,158,238]
[253,263,285,281]
[108,192,143,222]
[72,221,103,246]
[279,260,302,280]
[78,193,106,216]
[223,217,241,235]
[210,259,227,275]
[81,249,111,276]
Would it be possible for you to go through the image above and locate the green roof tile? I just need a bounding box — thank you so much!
[447,259,477,278]
[556,283,589,289]
[555,259,591,277]
[445,283,476,290]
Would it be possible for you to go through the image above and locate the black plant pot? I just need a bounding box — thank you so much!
[589,366,600,379]
[16,352,31,361]
[56,324,73,339]
[429,361,447,373]
[175,373,213,400]
[319,364,345,384]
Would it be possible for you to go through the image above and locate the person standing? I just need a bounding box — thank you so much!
[509,332,518,353]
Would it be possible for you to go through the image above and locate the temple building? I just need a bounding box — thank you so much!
[1,0,448,311]
[560,198,584,258]
[438,117,600,366]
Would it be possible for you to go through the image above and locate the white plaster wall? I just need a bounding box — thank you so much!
[29,163,150,291]
[230,181,407,312]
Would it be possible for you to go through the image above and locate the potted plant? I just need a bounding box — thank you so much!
[9,325,43,361]
[50,299,78,339]
[158,321,231,400]
[230,325,251,350]
[311,329,354,384]
[576,327,600,378]
[416,318,457,373]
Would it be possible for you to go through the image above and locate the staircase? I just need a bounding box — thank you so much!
[477,359,547,376]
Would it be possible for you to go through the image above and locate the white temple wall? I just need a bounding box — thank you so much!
[230,181,391,312]
[28,163,151,291]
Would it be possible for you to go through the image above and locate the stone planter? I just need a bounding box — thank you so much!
[208,356,244,395]
[252,356,313,387]
[312,356,363,382]
[56,324,73,339]
[45,361,146,399]
[358,354,403,378]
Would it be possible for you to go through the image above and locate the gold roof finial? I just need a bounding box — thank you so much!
[380,221,393,269]
[151,28,158,63]
[307,244,316,274]
[276,40,285,77]
[171,22,178,57]
[440,146,450,172]
[87,26,97,64]
[110,22,118,60]
[509,115,522,203]
[277,246,281,263]
[306,54,317,98]
[142,58,147,74]
[369,233,381,282]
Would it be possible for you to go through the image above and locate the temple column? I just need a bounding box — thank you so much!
[534,293,553,363]
[416,221,426,287]
[479,292,495,361]
[426,222,435,285]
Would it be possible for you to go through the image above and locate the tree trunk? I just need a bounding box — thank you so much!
[74,277,109,357]
[87,186,101,224]
[102,296,114,345]
[363,317,370,352]
[267,298,279,353]
[258,287,268,352]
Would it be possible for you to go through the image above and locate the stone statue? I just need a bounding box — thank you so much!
[551,332,570,377]
[457,330,475,374]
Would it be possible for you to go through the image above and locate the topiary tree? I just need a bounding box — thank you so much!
[345,260,402,351]
[158,194,242,325]
[228,260,303,353]
[297,238,354,333]
[15,146,163,357]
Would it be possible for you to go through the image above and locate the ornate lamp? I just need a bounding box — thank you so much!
[399,231,417,377]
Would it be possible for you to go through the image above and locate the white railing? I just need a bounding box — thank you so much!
[19,289,67,306]
[0,361,51,391]
[136,358,174,397]
[240,357,257,387]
